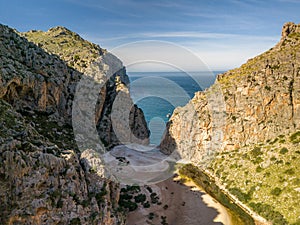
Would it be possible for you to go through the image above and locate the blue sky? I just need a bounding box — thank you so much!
[1,0,299,70]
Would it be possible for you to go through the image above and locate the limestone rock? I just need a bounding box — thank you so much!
[22,25,149,148]
[0,99,125,224]
[161,22,300,163]
[0,24,149,224]
[160,21,300,224]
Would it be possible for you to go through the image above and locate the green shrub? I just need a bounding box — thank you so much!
[252,157,263,164]
[279,139,286,143]
[161,216,168,225]
[270,138,279,144]
[279,147,288,154]
[57,198,64,208]
[270,187,282,196]
[126,185,141,193]
[290,131,300,144]
[284,168,295,175]
[265,86,271,91]
[249,202,287,225]
[143,201,150,208]
[120,194,133,200]
[229,188,251,203]
[119,200,138,211]
[148,212,155,220]
[134,194,146,203]
[264,172,271,177]
[256,166,263,172]
[74,54,80,61]
[251,147,263,158]
[150,193,159,204]
[95,186,108,204]
[146,186,153,193]
[81,199,89,208]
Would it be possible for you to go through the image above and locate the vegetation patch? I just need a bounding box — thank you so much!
[290,131,300,144]
[118,185,155,212]
[207,131,300,224]
[179,164,255,225]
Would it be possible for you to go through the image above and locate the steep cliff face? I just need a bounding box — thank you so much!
[161,22,300,157]
[161,22,300,224]
[0,24,149,224]
[23,26,149,147]
[0,100,123,225]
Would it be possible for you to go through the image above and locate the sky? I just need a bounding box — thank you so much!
[1,0,300,71]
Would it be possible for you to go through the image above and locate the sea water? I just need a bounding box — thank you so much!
[128,71,222,145]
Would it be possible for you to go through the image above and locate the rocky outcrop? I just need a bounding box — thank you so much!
[160,22,300,224]
[0,99,124,224]
[0,25,80,121]
[0,24,149,224]
[22,26,149,148]
[161,22,300,159]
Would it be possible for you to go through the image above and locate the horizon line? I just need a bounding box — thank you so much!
[127,70,229,73]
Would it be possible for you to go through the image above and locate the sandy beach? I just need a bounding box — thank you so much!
[106,145,231,225]
[127,176,232,225]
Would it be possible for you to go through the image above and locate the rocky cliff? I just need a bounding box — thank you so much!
[161,21,300,157]
[0,24,149,224]
[22,26,149,148]
[161,22,300,224]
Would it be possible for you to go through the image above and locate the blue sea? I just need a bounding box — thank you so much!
[128,71,223,145]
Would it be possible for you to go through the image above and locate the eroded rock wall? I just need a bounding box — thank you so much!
[161,22,300,162]
[0,24,149,224]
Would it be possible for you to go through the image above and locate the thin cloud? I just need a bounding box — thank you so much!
[65,0,141,18]
[182,12,234,19]
[85,31,278,43]
[139,32,278,41]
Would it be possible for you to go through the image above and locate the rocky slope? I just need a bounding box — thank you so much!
[22,26,149,148]
[161,22,300,155]
[161,22,300,224]
[0,24,149,224]
[0,99,122,224]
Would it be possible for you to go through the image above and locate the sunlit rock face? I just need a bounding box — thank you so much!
[161,22,300,163]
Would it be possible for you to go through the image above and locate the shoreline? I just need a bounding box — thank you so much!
[179,164,270,225]
[126,174,232,225]
[181,179,232,225]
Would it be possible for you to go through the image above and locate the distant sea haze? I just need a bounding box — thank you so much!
[128,71,223,145]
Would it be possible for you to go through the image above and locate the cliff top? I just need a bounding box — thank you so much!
[22,26,106,72]
[217,22,300,88]
[281,22,300,38]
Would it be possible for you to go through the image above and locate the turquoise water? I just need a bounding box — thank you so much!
[128,71,222,145]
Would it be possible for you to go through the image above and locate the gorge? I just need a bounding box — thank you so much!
[0,21,300,225]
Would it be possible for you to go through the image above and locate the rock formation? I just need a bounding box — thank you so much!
[161,22,300,224]
[0,24,149,224]
[161,21,300,157]
[22,26,149,148]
